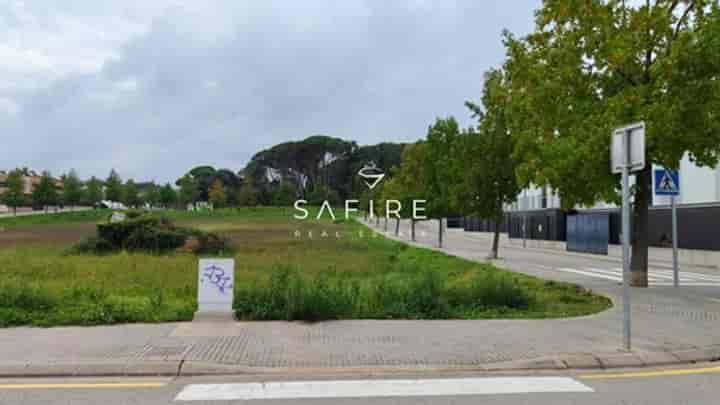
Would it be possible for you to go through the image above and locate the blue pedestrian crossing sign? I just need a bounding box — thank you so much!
[654,169,680,196]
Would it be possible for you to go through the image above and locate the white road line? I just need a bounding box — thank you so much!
[609,269,676,282]
[651,282,720,287]
[174,377,594,401]
[590,267,665,282]
[652,270,720,282]
[552,267,720,286]
[556,267,622,282]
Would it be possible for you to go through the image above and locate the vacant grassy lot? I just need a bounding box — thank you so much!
[0,208,611,326]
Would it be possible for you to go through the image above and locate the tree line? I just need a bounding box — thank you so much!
[0,166,253,214]
[366,1,720,287]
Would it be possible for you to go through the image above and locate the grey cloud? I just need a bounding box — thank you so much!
[2,0,540,183]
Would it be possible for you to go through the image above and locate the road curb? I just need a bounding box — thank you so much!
[1,348,718,378]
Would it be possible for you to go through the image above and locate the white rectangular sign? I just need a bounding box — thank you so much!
[197,258,234,314]
[611,122,645,173]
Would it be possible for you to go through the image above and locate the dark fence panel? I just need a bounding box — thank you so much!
[460,204,718,251]
[462,215,508,233]
[566,213,609,255]
[603,204,720,251]
[506,209,566,241]
[446,215,465,229]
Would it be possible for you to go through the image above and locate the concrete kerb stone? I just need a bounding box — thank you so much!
[559,354,603,369]
[74,361,133,377]
[0,362,31,378]
[178,361,249,376]
[481,357,567,371]
[123,360,182,376]
[0,349,718,378]
[671,346,720,364]
[0,362,75,378]
[595,353,646,368]
[0,360,184,378]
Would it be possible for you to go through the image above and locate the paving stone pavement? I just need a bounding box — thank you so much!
[0,218,718,375]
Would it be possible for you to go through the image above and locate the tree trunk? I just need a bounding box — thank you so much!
[438,218,443,248]
[384,217,388,232]
[395,217,400,236]
[490,215,503,260]
[631,166,650,287]
[411,219,416,241]
[12,206,17,216]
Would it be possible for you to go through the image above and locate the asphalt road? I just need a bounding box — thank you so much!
[1,365,718,404]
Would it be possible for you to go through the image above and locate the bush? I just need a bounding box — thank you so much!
[97,216,161,248]
[69,212,231,255]
[125,227,186,252]
[66,236,114,254]
[193,231,233,255]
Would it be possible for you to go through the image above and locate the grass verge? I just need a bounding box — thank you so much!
[0,208,611,326]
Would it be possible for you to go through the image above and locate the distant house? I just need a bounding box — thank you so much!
[0,171,8,195]
[0,169,63,197]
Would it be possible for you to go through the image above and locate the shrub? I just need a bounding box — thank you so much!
[194,231,233,255]
[97,216,161,248]
[69,212,231,255]
[125,227,186,252]
[65,236,114,254]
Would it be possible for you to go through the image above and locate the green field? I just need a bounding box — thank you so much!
[0,208,611,326]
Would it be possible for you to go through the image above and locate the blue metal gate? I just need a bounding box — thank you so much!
[566,213,609,255]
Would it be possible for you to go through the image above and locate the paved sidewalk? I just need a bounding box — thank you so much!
[0,219,718,377]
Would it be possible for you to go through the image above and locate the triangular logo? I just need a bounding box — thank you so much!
[659,171,678,192]
[358,162,385,190]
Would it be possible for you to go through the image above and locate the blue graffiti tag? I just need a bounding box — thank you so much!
[201,264,233,295]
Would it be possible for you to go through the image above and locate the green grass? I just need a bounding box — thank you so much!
[0,207,611,326]
[0,209,111,227]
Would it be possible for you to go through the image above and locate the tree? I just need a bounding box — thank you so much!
[2,169,25,215]
[159,183,177,209]
[85,176,104,207]
[455,69,520,259]
[379,176,405,236]
[185,166,217,202]
[237,179,259,207]
[424,117,461,248]
[503,1,720,286]
[178,175,198,208]
[61,169,84,210]
[123,179,141,208]
[393,142,429,241]
[105,169,123,202]
[208,179,227,208]
[32,171,58,212]
[144,182,161,208]
[271,182,296,206]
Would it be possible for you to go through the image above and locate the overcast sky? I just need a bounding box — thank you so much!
[1,0,540,183]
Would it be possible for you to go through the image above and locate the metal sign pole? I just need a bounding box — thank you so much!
[672,195,679,287]
[621,130,632,351]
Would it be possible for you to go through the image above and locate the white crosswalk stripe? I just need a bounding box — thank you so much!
[174,377,594,401]
[552,267,720,286]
